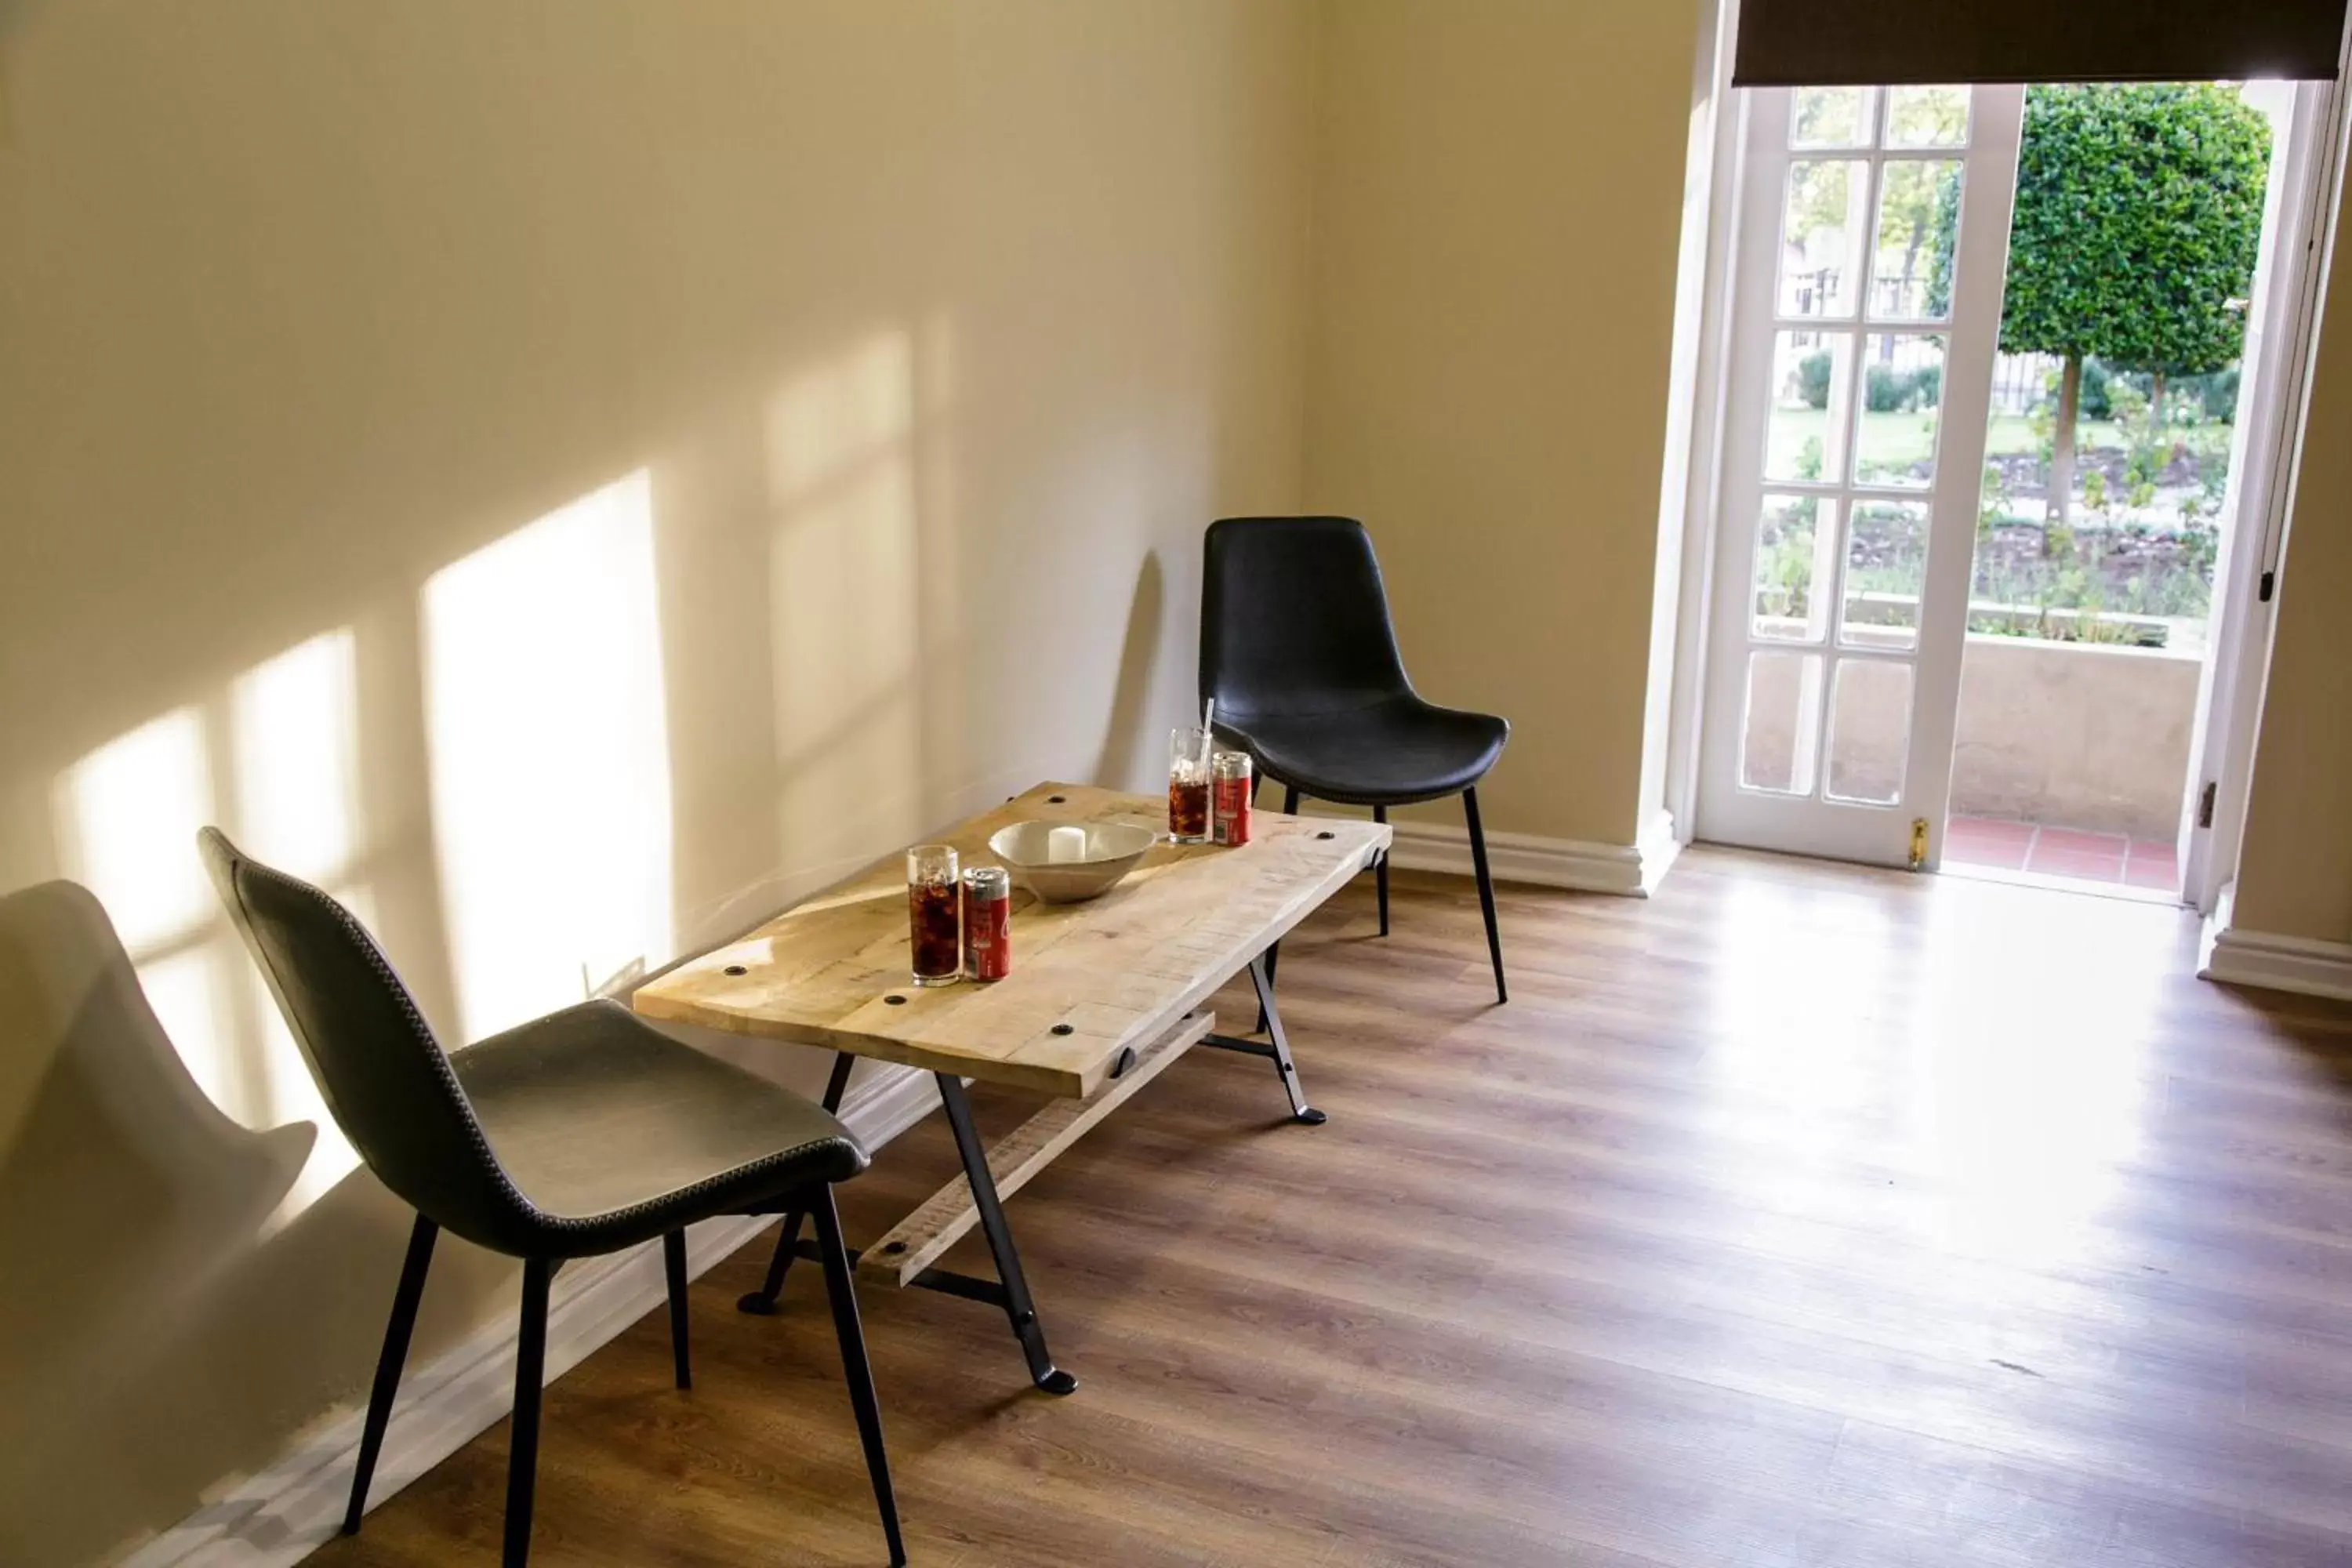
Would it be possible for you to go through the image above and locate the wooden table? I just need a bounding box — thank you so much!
[633,781,1390,1392]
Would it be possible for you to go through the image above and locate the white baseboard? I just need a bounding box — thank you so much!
[1384,809,1680,898]
[116,1065,941,1568]
[2198,884,2352,1002]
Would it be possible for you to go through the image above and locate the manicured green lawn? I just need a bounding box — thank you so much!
[1765,407,2125,481]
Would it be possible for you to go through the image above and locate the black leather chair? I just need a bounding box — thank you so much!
[198,829,906,1567]
[1201,516,1509,1003]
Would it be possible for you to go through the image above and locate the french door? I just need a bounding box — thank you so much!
[1696,85,2023,867]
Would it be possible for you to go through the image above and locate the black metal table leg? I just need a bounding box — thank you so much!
[1201,951,1327,1125]
[935,1072,1078,1395]
[740,1051,858,1315]
[1248,953,1324,1124]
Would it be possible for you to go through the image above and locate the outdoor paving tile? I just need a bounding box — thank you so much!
[1944,834,2029,869]
[1948,815,2035,844]
[2028,844,2129,881]
[2125,839,2180,891]
[2036,826,2130,855]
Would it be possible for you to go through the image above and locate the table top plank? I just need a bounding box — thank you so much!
[633,782,1389,1098]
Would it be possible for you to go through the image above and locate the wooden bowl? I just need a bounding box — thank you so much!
[988,821,1157,903]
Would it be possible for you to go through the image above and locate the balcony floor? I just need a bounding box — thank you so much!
[1946,815,2180,891]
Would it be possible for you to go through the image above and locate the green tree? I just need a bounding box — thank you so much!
[1980,85,2270,528]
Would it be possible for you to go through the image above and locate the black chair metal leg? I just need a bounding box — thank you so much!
[1463,786,1507,1004]
[344,1214,438,1534]
[936,1073,1077,1395]
[740,1051,858,1315]
[811,1187,909,1567]
[1372,805,1390,936]
[504,1258,553,1568]
[662,1230,691,1389]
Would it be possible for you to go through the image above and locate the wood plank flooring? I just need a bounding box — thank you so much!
[313,849,2352,1567]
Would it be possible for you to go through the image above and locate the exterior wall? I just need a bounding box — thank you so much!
[1743,637,2199,839]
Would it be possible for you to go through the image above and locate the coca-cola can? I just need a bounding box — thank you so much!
[963,865,1011,982]
[1212,750,1253,846]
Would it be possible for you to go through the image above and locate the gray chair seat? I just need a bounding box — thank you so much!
[198,829,906,1566]
[453,1000,866,1258]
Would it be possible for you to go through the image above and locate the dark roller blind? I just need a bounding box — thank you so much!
[1733,0,2347,86]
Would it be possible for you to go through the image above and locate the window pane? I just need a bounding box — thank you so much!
[1852,332,1944,488]
[1842,500,1929,650]
[1870,160,1962,319]
[1766,329,1851,485]
[1826,659,1913,804]
[1743,651,1824,796]
[1791,87,1875,150]
[1753,494,1838,642]
[1780,161,1871,318]
[1886,85,1969,148]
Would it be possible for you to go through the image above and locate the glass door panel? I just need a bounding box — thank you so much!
[1697,83,2024,868]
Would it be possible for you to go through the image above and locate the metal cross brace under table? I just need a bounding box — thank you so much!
[733,953,1317,1395]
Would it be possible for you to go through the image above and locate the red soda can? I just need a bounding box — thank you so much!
[1212,750,1253,846]
[963,865,1011,981]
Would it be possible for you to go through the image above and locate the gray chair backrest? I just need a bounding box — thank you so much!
[198,828,536,1251]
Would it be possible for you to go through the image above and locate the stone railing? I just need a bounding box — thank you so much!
[1741,633,2200,839]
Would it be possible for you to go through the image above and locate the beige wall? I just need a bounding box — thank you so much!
[0,2,1316,1561]
[2233,128,2352,945]
[1301,0,1708,848]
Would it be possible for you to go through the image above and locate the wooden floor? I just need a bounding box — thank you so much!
[318,849,2352,1567]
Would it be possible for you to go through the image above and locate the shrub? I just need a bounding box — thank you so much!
[2079,358,2113,421]
[1798,350,1832,410]
[1863,362,1938,413]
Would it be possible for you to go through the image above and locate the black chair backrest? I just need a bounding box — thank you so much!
[199,828,534,1250]
[1200,517,1414,722]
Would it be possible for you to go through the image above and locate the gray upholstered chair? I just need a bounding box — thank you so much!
[199,829,906,1567]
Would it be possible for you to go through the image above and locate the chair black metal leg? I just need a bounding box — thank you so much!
[504,1258,553,1568]
[1464,786,1507,1004]
[935,1073,1077,1395]
[1372,804,1390,936]
[662,1230,691,1390]
[811,1187,909,1567]
[344,1214,437,1534]
[740,1051,858,1315]
[1248,953,1326,1125]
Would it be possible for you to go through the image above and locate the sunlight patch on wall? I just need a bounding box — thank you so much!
[766,332,925,857]
[230,631,365,1214]
[53,708,243,1109]
[53,632,379,1227]
[56,709,215,954]
[232,632,361,887]
[766,332,915,503]
[423,470,674,1042]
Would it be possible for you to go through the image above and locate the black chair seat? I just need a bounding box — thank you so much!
[452,1000,866,1259]
[1230,696,1508,808]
